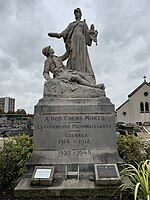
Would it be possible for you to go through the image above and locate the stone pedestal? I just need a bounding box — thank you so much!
[25,97,122,175]
[15,95,124,198]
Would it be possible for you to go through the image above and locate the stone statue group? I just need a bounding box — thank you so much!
[42,8,104,95]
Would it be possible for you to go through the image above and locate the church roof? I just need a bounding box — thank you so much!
[116,99,129,111]
[116,80,150,111]
[128,81,150,97]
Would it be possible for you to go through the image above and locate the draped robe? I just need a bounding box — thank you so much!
[61,20,96,84]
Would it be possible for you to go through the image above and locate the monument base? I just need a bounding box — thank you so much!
[25,97,123,173]
[15,96,124,198]
[15,177,124,199]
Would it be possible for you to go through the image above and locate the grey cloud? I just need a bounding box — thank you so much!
[0,0,150,112]
[0,1,11,17]
[0,55,12,72]
[126,65,149,81]
[134,47,150,63]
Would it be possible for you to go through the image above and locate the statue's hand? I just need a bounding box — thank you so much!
[89,29,98,45]
[48,32,61,39]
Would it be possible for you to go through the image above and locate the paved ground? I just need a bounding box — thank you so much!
[138,130,150,142]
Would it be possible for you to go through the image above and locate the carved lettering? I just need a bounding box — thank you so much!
[64,115,82,121]
[71,124,111,129]
[44,116,62,121]
[85,115,105,120]
[57,138,91,146]
[37,123,111,129]
[58,139,70,146]
[37,124,71,129]
[65,133,87,137]
[58,150,92,157]
[35,113,115,151]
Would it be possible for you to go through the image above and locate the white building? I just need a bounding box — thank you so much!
[0,97,15,113]
[116,78,150,125]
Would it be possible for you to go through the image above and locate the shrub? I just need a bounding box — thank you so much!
[117,135,146,165]
[0,135,33,188]
[143,142,150,160]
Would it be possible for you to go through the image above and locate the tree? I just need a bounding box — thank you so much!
[16,109,27,114]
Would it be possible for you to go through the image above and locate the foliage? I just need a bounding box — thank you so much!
[15,109,27,114]
[143,142,150,160]
[0,108,5,114]
[117,135,146,165]
[120,160,150,200]
[0,135,33,188]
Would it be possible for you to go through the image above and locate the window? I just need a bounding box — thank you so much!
[140,102,144,112]
[140,102,149,113]
[123,112,126,116]
[145,102,149,112]
[144,92,148,96]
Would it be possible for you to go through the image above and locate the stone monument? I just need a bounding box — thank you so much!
[15,8,124,199]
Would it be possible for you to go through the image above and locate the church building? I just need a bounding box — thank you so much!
[116,77,150,125]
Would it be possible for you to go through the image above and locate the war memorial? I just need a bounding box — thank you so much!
[15,8,124,199]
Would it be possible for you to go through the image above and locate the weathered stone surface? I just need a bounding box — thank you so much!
[43,79,105,98]
[14,178,122,198]
[48,8,98,80]
[25,97,123,175]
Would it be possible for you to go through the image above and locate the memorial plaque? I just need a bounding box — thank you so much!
[94,164,121,185]
[97,165,118,178]
[34,168,52,179]
[31,166,55,186]
[34,113,116,163]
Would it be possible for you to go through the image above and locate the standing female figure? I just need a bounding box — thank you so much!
[48,8,98,84]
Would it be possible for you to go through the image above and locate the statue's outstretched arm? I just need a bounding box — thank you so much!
[59,51,69,61]
[48,32,62,39]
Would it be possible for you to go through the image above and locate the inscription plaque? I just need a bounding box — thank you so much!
[94,164,121,185]
[31,166,55,186]
[34,168,52,179]
[34,113,116,151]
[33,112,117,163]
[97,166,118,178]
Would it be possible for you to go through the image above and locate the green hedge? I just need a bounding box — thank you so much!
[117,134,150,165]
[0,135,33,188]
[0,134,149,189]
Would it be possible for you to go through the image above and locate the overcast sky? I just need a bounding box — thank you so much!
[0,0,150,114]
